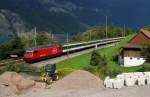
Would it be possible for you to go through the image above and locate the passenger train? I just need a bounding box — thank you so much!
[23,37,123,63]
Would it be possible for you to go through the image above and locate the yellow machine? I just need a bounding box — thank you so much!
[39,64,58,84]
[40,73,53,84]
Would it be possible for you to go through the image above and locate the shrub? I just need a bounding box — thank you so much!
[57,68,75,78]
[97,55,107,68]
[89,51,109,79]
[142,43,150,62]
[4,65,17,72]
[106,68,122,78]
[97,66,108,79]
[112,54,118,62]
[83,65,96,74]
[90,50,102,66]
[137,64,150,72]
[39,66,46,74]
[2,63,40,76]
[89,50,122,79]
[0,69,3,74]
[96,55,108,79]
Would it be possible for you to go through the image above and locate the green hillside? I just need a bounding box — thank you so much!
[70,25,135,42]
[57,34,143,73]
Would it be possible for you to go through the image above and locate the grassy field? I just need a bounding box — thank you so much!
[57,35,143,73]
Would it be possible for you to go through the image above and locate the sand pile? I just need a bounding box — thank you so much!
[0,72,35,97]
[51,70,104,90]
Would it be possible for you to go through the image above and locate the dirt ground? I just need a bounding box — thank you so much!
[15,85,150,97]
[1,71,150,97]
[15,70,150,97]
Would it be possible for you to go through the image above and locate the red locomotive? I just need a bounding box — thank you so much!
[23,44,62,63]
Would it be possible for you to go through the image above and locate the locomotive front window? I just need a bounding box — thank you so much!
[26,51,33,54]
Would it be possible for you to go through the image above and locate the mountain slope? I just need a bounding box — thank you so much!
[0,0,89,35]
[0,0,150,36]
[0,9,27,36]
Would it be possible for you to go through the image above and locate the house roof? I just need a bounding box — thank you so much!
[123,43,142,49]
[123,29,150,49]
[140,29,150,39]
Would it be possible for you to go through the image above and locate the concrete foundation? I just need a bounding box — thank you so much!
[104,76,110,86]
[133,72,144,77]
[105,79,114,88]
[113,79,124,89]
[144,72,150,77]
[122,73,134,78]
[137,76,145,86]
[146,76,150,85]
[125,77,135,86]
[104,72,150,89]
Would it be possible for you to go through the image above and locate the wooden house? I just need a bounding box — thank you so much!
[119,29,150,67]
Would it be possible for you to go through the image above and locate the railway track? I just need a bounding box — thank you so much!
[0,58,26,67]
[0,37,124,67]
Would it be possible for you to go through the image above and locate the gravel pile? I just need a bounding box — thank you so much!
[0,72,35,97]
[51,70,104,90]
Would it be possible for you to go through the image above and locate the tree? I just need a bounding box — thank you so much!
[0,33,25,59]
[0,44,11,59]
[70,24,135,42]
[90,50,102,66]
[9,33,24,56]
[36,32,52,45]
[142,43,150,62]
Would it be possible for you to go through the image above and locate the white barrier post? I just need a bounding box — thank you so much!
[137,76,146,86]
[113,79,124,89]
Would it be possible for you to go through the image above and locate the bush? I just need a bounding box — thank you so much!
[112,54,118,62]
[97,55,107,68]
[106,68,122,78]
[89,51,109,79]
[89,50,122,79]
[2,64,40,75]
[0,69,3,74]
[90,50,102,66]
[137,64,150,72]
[142,43,150,62]
[83,65,96,74]
[4,65,18,72]
[97,66,108,79]
[57,68,75,78]
[39,66,46,74]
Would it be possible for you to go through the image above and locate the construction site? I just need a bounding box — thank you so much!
[1,0,150,96]
[0,70,150,97]
[0,34,150,97]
